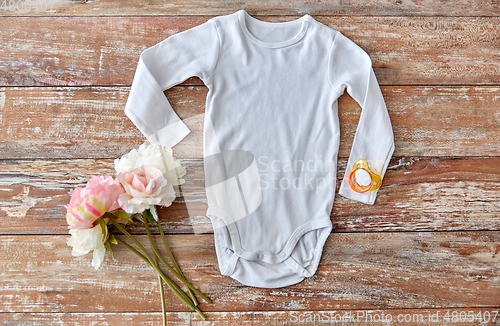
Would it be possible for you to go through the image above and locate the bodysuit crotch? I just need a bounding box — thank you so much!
[203,147,333,288]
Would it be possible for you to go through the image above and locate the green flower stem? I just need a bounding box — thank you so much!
[157,220,198,306]
[109,218,201,315]
[143,219,211,304]
[109,217,153,262]
[111,225,194,310]
[156,256,167,326]
[114,237,197,313]
[115,237,148,262]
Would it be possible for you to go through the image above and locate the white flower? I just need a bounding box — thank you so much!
[117,166,176,215]
[114,143,186,185]
[67,225,106,270]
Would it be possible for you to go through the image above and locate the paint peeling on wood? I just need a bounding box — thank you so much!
[1,17,500,87]
[6,308,499,326]
[0,157,499,234]
[0,186,53,218]
[1,4,499,323]
[1,86,500,159]
[0,0,499,17]
[0,232,498,313]
[0,88,4,128]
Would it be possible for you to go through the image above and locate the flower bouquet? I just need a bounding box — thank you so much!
[65,143,210,322]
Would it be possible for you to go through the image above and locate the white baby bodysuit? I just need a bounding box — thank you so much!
[124,9,395,288]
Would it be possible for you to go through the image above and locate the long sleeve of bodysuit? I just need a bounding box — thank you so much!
[124,18,221,149]
[329,32,395,205]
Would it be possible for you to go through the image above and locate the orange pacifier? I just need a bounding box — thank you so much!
[348,159,382,193]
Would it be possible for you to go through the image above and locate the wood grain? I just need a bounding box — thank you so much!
[0,232,498,313]
[2,86,500,159]
[1,17,500,87]
[4,309,500,325]
[0,0,499,17]
[1,1,499,323]
[1,157,499,235]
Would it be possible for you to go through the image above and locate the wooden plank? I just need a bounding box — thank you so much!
[4,309,500,325]
[1,17,500,87]
[1,157,499,234]
[1,86,500,159]
[0,232,498,313]
[0,0,499,17]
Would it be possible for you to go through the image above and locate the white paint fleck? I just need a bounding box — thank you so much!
[468,252,500,264]
[0,186,51,218]
[98,46,105,76]
[0,88,4,125]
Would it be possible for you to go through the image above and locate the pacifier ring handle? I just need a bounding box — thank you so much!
[348,159,382,193]
[348,168,373,193]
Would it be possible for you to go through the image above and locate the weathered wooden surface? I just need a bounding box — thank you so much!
[2,17,500,87]
[5,309,500,325]
[2,86,500,159]
[1,3,499,325]
[0,232,498,314]
[0,0,499,17]
[1,157,500,235]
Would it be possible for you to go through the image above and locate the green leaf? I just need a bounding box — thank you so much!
[110,210,134,223]
[133,213,145,224]
[97,217,109,243]
[108,233,118,245]
[104,242,115,260]
[143,209,156,226]
[149,205,159,223]
[97,217,106,234]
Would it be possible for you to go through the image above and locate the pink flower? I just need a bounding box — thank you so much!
[65,175,125,229]
[117,166,176,215]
